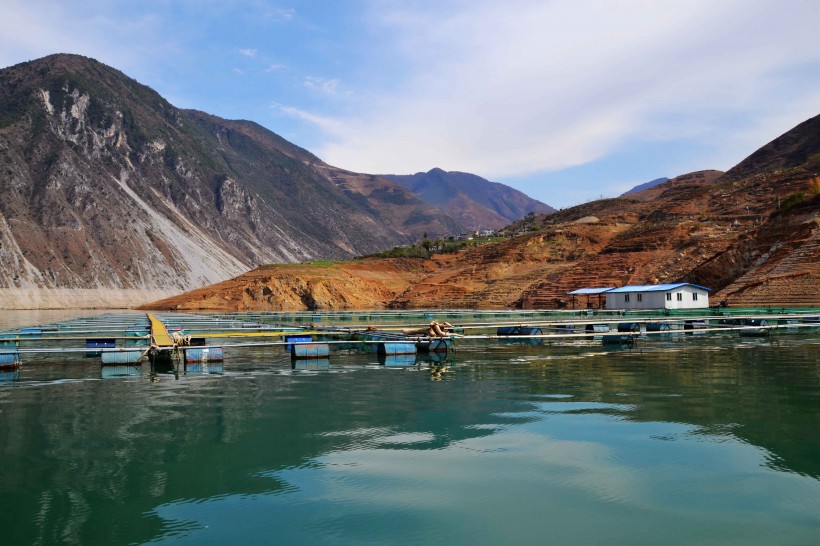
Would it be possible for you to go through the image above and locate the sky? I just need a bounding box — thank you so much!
[1,0,819,208]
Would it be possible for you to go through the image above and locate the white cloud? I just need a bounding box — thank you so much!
[0,1,174,79]
[313,0,820,178]
[271,103,345,135]
[1,0,817,202]
[303,76,341,96]
[268,7,296,21]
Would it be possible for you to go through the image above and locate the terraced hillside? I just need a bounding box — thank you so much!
[145,114,820,311]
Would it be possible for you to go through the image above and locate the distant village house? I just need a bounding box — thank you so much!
[568,283,711,310]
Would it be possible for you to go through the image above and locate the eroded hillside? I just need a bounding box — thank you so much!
[145,161,820,311]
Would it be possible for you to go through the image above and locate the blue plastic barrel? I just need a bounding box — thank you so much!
[284,335,312,351]
[743,319,769,326]
[419,338,451,353]
[0,352,20,367]
[684,320,708,330]
[497,326,542,336]
[101,349,144,364]
[378,342,417,356]
[291,343,330,359]
[740,319,769,337]
[646,322,671,331]
[184,347,224,363]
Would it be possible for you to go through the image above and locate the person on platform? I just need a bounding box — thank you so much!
[402,320,454,337]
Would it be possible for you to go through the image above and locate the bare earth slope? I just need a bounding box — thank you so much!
[0,54,462,308]
[146,113,820,311]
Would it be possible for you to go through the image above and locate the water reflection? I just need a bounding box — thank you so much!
[184,362,225,375]
[0,368,19,382]
[429,364,449,381]
[100,364,142,379]
[379,353,416,367]
[291,359,330,372]
[0,336,818,545]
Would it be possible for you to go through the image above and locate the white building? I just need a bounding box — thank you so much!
[604,283,710,310]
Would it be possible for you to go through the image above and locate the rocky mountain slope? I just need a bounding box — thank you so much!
[383,168,555,230]
[0,54,470,308]
[146,113,820,311]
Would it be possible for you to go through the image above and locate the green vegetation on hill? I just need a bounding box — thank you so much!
[363,234,508,260]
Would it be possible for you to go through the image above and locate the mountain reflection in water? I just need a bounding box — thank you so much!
[0,333,818,545]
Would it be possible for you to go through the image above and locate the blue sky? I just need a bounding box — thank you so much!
[1,0,819,208]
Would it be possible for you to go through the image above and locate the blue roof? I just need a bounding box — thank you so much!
[605,283,711,293]
[567,287,615,295]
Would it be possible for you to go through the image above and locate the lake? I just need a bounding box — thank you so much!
[1,311,819,545]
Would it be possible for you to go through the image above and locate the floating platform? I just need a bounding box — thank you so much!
[1,309,818,379]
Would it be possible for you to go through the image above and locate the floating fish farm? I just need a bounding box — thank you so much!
[1,308,818,380]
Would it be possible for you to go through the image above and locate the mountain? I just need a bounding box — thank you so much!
[621,177,669,196]
[720,113,820,181]
[383,168,555,230]
[0,54,461,308]
[147,113,820,311]
[621,170,723,202]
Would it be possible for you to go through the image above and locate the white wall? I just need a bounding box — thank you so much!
[606,287,709,310]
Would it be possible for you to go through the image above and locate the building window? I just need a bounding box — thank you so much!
[666,293,672,301]
[693,293,698,301]
[676,293,683,301]
[624,294,630,302]
[637,294,643,302]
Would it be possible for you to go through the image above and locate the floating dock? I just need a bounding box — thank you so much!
[1,309,818,378]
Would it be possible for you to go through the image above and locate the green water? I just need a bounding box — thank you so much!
[1,328,819,544]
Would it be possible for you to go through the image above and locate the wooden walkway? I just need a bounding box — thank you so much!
[146,313,174,347]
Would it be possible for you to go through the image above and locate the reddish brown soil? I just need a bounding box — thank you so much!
[143,170,820,311]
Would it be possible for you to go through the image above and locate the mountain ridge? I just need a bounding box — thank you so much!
[145,113,820,311]
[621,177,669,196]
[383,168,555,230]
[2,53,533,308]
